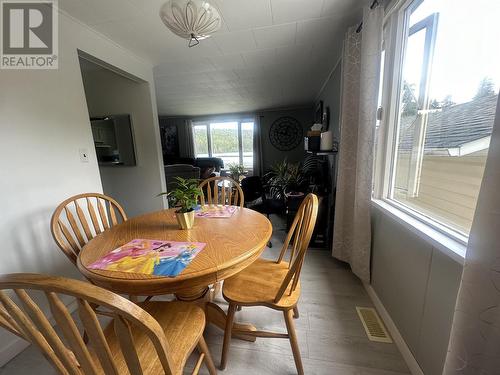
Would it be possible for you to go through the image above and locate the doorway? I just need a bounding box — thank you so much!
[78,52,166,217]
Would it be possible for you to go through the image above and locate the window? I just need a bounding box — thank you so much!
[193,124,209,157]
[241,122,254,169]
[376,0,500,238]
[193,119,254,171]
[210,122,239,166]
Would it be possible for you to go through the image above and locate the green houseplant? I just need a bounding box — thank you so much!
[227,163,246,182]
[158,177,201,229]
[264,160,306,200]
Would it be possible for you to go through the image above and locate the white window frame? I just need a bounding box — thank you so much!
[192,117,255,170]
[373,0,469,247]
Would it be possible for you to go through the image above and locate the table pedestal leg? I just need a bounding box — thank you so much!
[175,286,256,342]
[205,302,256,342]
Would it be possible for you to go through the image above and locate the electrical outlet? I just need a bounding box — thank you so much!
[79,148,89,163]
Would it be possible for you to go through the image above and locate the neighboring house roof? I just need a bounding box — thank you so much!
[398,94,498,154]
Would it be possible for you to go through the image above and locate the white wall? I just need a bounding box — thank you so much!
[371,207,463,375]
[81,67,165,217]
[0,11,164,364]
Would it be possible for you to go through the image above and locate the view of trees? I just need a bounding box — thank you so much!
[193,126,208,155]
[241,128,253,152]
[193,124,253,158]
[401,76,497,117]
[401,81,419,116]
[211,128,239,154]
[474,77,496,99]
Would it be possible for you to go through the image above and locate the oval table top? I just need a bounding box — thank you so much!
[77,207,272,296]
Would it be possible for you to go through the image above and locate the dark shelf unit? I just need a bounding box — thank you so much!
[306,150,337,248]
[306,150,338,156]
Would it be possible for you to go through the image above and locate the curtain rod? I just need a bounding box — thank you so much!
[356,0,380,33]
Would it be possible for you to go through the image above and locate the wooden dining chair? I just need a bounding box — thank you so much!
[220,193,319,374]
[51,193,127,267]
[199,177,244,208]
[198,177,245,300]
[0,273,217,375]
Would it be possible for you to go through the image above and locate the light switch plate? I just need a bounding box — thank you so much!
[79,148,90,163]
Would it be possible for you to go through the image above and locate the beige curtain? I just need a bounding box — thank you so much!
[444,93,500,374]
[332,6,383,283]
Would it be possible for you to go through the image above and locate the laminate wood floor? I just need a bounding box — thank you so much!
[0,218,410,375]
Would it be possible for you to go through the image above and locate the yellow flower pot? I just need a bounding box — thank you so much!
[175,210,195,230]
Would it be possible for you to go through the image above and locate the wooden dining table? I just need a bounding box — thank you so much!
[77,206,273,340]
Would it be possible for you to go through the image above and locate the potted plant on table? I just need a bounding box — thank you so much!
[158,177,201,230]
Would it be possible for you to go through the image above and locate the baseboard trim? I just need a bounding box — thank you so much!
[363,283,424,375]
[0,298,79,367]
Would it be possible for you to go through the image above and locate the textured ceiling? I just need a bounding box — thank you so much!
[60,0,363,116]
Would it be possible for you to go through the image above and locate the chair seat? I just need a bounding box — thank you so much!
[98,301,205,374]
[222,258,301,309]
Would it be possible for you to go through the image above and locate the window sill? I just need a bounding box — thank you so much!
[372,199,466,265]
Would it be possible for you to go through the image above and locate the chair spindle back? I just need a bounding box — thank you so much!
[0,273,175,375]
[274,193,318,303]
[51,193,127,266]
[198,177,244,208]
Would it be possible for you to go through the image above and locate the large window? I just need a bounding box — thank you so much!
[376,0,500,238]
[193,119,254,171]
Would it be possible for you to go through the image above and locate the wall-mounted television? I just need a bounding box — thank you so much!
[91,115,136,166]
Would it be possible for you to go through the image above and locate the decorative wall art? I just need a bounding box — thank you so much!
[160,123,179,157]
[323,106,331,131]
[314,101,323,124]
[269,116,303,151]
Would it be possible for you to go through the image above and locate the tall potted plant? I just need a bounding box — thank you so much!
[158,177,201,230]
[264,160,306,200]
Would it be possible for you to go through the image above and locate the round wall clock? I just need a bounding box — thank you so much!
[269,116,303,151]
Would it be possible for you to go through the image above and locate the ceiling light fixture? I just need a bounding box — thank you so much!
[159,0,222,48]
